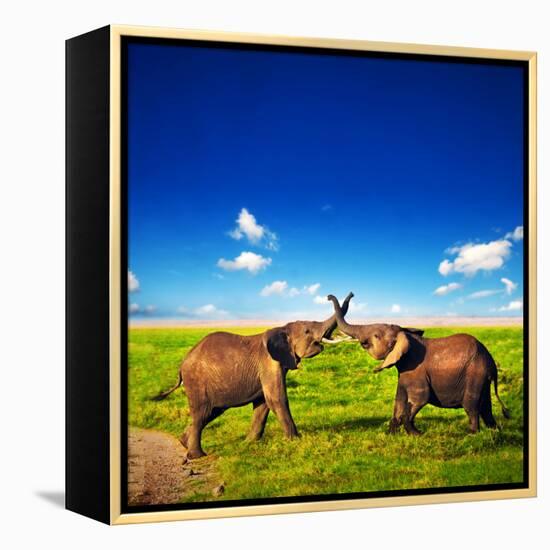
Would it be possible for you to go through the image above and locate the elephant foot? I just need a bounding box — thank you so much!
[405,427,422,436]
[246,432,263,442]
[180,431,207,457]
[285,430,300,440]
[388,419,401,434]
[187,448,207,460]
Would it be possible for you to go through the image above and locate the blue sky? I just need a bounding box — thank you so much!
[127,41,525,321]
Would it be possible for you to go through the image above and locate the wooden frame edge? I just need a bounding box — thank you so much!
[108,25,537,525]
[110,24,536,61]
[527,52,537,497]
[109,26,122,525]
[112,487,536,525]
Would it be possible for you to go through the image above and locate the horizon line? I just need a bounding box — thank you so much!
[129,315,523,329]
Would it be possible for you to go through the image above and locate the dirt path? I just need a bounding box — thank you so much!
[128,428,222,506]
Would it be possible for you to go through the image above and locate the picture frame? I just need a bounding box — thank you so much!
[66,24,537,525]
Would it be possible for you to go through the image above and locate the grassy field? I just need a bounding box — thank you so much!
[128,326,524,502]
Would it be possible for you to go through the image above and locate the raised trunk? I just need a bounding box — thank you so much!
[327,293,363,339]
[320,292,354,337]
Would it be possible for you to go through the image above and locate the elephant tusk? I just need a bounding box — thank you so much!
[321,336,356,344]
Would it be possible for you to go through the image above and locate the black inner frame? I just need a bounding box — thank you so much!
[120,36,530,515]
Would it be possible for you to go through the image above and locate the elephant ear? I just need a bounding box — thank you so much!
[265,329,297,370]
[374,330,410,372]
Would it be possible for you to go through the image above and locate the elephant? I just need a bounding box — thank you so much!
[327,293,509,435]
[154,293,353,459]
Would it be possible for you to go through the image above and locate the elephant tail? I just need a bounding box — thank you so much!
[151,371,183,401]
[492,365,510,419]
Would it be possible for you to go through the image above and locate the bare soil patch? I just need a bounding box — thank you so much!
[128,427,222,506]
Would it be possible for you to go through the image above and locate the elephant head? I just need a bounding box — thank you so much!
[327,293,424,371]
[267,292,354,366]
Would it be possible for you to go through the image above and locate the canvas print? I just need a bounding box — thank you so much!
[124,39,527,510]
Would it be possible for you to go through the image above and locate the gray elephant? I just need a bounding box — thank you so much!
[328,293,509,435]
[154,293,353,459]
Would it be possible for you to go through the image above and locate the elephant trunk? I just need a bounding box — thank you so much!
[321,292,354,337]
[327,293,363,340]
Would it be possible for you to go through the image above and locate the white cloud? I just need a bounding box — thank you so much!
[438,259,454,276]
[129,303,156,315]
[498,300,523,312]
[304,283,321,295]
[391,304,401,313]
[176,304,229,318]
[128,270,140,292]
[196,304,216,315]
[228,208,278,250]
[260,280,288,297]
[468,289,501,299]
[501,277,517,295]
[313,295,327,304]
[195,304,228,317]
[434,282,462,296]
[217,251,272,274]
[438,239,512,277]
[260,281,321,298]
[262,281,321,298]
[505,226,524,241]
[229,208,263,242]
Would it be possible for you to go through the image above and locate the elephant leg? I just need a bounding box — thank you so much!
[463,375,484,433]
[406,402,426,435]
[263,372,299,439]
[403,387,429,436]
[463,359,488,434]
[480,382,498,429]
[464,407,480,433]
[184,405,226,459]
[463,394,480,433]
[403,402,425,435]
[265,395,299,439]
[388,416,402,434]
[389,384,407,434]
[247,398,270,441]
[180,427,191,448]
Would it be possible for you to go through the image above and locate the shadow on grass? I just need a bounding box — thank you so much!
[303,414,517,436]
[303,416,390,433]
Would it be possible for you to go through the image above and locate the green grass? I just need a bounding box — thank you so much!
[128,326,524,502]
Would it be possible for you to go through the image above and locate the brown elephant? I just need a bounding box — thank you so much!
[154,293,353,459]
[327,293,509,435]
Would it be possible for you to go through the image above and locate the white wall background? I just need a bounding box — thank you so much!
[1,0,547,547]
